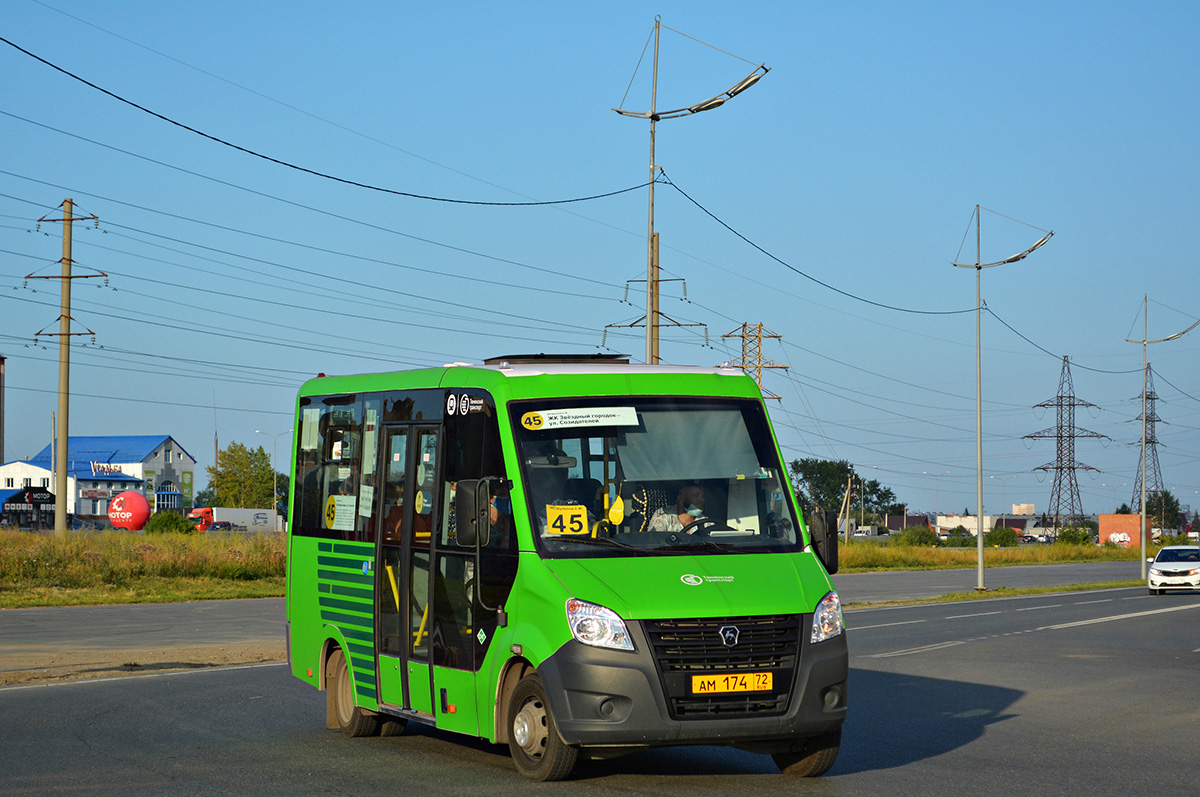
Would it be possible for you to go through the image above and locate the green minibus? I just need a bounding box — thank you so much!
[285,355,846,781]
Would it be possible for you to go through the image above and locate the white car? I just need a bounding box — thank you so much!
[1147,545,1200,595]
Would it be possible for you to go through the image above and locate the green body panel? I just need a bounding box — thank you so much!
[287,537,378,709]
[543,552,829,621]
[378,655,403,706]
[407,661,433,715]
[432,666,480,736]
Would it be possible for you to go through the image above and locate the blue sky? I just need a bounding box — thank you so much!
[2,1,1197,518]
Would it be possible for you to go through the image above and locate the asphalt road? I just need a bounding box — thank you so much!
[833,559,1143,603]
[2,587,1197,795]
[0,560,1143,660]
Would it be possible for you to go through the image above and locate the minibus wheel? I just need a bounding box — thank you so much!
[327,648,379,737]
[773,728,841,777]
[507,673,578,781]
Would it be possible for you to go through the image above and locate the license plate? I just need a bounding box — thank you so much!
[691,672,773,694]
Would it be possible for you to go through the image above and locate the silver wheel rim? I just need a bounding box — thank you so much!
[513,698,547,756]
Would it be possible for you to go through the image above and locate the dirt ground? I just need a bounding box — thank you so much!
[0,641,287,686]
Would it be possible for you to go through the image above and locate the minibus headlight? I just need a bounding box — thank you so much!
[566,599,634,651]
[811,591,844,643]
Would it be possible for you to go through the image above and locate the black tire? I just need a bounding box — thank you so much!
[327,649,379,737]
[507,674,578,781]
[1149,588,1159,595]
[379,717,408,737]
[773,728,841,777]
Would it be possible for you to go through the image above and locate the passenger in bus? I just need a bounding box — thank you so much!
[649,484,706,533]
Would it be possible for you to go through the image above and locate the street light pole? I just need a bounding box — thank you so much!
[952,206,1053,589]
[1125,295,1199,577]
[255,428,293,518]
[991,474,1018,532]
[614,18,768,363]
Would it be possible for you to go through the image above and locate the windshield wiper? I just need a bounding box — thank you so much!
[550,535,649,554]
[652,539,748,554]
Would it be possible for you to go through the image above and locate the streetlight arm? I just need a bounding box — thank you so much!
[612,64,769,119]
[952,231,1054,270]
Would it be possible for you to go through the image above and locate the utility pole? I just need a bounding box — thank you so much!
[30,200,100,535]
[1125,295,1198,577]
[722,323,787,399]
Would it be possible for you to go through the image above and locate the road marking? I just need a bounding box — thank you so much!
[1122,595,1150,600]
[868,640,966,658]
[1074,599,1112,605]
[851,619,927,631]
[945,611,1001,619]
[1016,604,1062,611]
[1037,603,1200,631]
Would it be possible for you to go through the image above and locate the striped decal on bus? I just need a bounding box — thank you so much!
[317,540,376,701]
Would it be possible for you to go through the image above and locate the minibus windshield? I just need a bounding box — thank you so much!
[511,397,802,557]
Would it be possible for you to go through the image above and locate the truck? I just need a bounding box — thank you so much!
[187,506,277,532]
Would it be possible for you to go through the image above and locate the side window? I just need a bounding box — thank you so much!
[293,394,366,540]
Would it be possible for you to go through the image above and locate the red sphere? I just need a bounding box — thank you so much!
[109,491,151,530]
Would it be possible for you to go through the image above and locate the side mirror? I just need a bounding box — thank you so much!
[807,509,839,575]
[454,479,490,548]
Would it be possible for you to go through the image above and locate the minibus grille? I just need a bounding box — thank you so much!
[643,615,801,719]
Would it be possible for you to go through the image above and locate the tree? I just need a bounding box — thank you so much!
[206,442,274,508]
[194,486,216,508]
[273,471,291,514]
[1145,490,1183,530]
[788,458,899,514]
[1115,503,1132,515]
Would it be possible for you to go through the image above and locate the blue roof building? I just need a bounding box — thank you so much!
[1,435,196,516]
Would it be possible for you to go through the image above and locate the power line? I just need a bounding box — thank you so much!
[660,169,976,316]
[0,35,652,207]
[0,113,624,291]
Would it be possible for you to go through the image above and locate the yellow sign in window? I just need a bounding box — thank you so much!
[691,672,773,694]
[546,504,588,535]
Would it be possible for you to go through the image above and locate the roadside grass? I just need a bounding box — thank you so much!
[839,539,1145,572]
[0,529,286,609]
[0,528,1156,609]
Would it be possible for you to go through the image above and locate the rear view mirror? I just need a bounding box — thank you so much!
[454,479,490,548]
[807,509,839,575]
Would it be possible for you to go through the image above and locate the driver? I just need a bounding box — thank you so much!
[649,484,705,533]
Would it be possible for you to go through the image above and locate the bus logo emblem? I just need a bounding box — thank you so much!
[681,574,703,586]
[719,626,740,647]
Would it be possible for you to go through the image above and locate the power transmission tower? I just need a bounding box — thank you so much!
[1023,356,1108,529]
[722,323,787,400]
[1130,364,1166,514]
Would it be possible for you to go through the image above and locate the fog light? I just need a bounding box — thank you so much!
[823,686,841,710]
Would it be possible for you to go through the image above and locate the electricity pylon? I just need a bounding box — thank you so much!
[722,323,787,400]
[1023,356,1108,530]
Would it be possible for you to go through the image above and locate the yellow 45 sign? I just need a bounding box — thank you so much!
[520,412,544,430]
[546,504,587,535]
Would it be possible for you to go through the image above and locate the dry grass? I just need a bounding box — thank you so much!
[0,529,285,607]
[840,539,1147,572]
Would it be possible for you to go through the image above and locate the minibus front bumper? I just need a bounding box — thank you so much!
[536,617,847,750]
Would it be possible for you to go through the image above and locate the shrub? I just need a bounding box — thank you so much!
[144,512,197,535]
[944,531,974,547]
[889,525,938,547]
[1055,527,1092,545]
[985,526,1019,547]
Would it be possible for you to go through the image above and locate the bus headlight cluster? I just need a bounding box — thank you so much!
[811,591,844,643]
[566,599,633,651]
